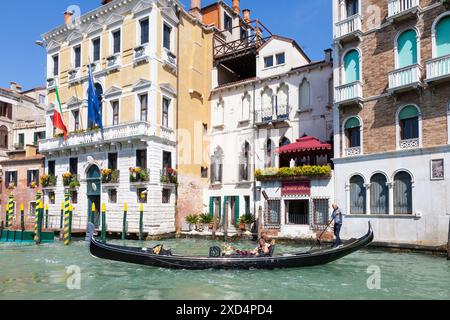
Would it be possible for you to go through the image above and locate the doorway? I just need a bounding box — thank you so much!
[86,165,101,228]
[286,200,309,225]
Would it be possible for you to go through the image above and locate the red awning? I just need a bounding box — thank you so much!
[275,136,332,155]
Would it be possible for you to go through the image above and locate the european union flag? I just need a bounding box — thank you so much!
[88,65,103,132]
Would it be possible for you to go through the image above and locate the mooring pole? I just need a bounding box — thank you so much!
[139,203,144,241]
[69,203,73,243]
[20,204,25,231]
[34,192,42,241]
[91,203,96,225]
[257,206,263,240]
[44,204,49,229]
[122,202,128,241]
[60,202,64,229]
[63,191,71,246]
[36,201,44,245]
[224,204,228,242]
[447,218,450,261]
[6,194,14,229]
[101,203,106,244]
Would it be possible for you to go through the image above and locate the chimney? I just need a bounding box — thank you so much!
[64,10,73,26]
[232,0,240,15]
[242,9,251,23]
[10,82,22,93]
[324,48,333,63]
[189,0,202,21]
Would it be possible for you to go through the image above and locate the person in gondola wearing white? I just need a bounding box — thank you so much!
[331,204,344,248]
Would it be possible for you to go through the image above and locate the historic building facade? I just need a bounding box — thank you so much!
[332,0,450,246]
[39,0,181,235]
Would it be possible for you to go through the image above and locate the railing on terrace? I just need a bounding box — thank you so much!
[133,44,150,64]
[426,54,450,82]
[345,146,362,157]
[399,138,419,150]
[388,0,419,17]
[335,14,361,39]
[39,122,155,152]
[335,81,363,104]
[255,105,291,124]
[388,64,421,90]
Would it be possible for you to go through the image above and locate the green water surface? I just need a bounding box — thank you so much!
[0,238,449,300]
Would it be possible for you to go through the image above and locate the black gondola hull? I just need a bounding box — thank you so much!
[89,224,374,270]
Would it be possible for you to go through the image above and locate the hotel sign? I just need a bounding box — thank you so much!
[282,181,311,196]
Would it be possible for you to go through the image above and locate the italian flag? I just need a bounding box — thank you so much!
[54,85,68,140]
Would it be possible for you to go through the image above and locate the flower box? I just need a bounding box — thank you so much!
[255,165,332,181]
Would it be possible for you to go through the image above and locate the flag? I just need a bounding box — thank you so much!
[54,85,68,140]
[87,65,103,131]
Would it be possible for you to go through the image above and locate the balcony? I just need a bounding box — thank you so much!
[255,105,291,127]
[89,61,102,74]
[160,126,175,142]
[13,143,24,150]
[129,167,150,186]
[47,77,57,91]
[39,122,155,152]
[387,0,420,22]
[335,81,363,106]
[162,50,177,74]
[101,169,120,186]
[388,64,422,93]
[106,54,121,73]
[399,138,419,150]
[345,146,362,157]
[335,14,362,43]
[160,169,178,185]
[426,54,450,83]
[133,45,150,65]
[68,68,82,85]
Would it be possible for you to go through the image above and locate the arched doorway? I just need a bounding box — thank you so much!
[86,165,101,227]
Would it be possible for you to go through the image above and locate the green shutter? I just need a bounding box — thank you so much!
[223,196,228,223]
[234,196,240,227]
[399,106,419,120]
[218,197,222,222]
[344,49,360,83]
[209,197,214,217]
[397,29,417,68]
[34,132,38,145]
[436,16,450,57]
[345,117,360,129]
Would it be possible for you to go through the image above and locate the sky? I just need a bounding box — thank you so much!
[0,0,332,90]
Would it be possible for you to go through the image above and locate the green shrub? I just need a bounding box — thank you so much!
[199,213,213,225]
[186,214,200,226]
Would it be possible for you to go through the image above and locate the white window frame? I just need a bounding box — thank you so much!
[110,27,122,56]
[263,55,274,69]
[394,27,421,69]
[137,16,150,46]
[431,12,450,58]
[111,99,120,126]
[162,19,175,53]
[71,109,80,132]
[341,47,362,85]
[52,54,60,77]
[395,104,422,151]
[161,96,172,129]
[275,52,286,66]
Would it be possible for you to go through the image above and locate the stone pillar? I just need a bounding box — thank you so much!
[387,182,394,215]
[365,183,371,215]
[345,183,351,215]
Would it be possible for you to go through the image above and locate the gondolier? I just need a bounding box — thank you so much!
[331,204,344,248]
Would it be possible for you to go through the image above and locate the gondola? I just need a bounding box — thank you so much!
[89,223,373,270]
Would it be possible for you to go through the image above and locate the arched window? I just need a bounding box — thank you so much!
[0,126,8,149]
[370,173,389,215]
[211,147,223,184]
[265,139,275,168]
[398,105,419,141]
[436,16,450,57]
[276,84,289,118]
[279,137,291,168]
[299,79,311,110]
[350,175,366,214]
[343,49,360,84]
[239,142,251,181]
[344,117,361,148]
[394,171,412,214]
[241,93,251,122]
[261,87,273,121]
[214,99,224,127]
[396,29,418,68]
[346,0,359,17]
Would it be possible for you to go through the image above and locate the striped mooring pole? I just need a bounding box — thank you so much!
[6,194,14,229]
[36,201,44,245]
[69,203,73,243]
[122,202,128,241]
[45,204,49,229]
[101,203,106,244]
[20,204,25,231]
[91,203,96,225]
[63,191,71,246]
[60,202,64,229]
[139,203,144,241]
[34,191,42,241]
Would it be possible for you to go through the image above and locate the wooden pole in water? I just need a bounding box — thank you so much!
[257,206,263,240]
[60,202,64,229]
[6,194,14,229]
[101,203,106,244]
[45,204,49,229]
[20,204,25,231]
[34,192,42,241]
[122,202,128,241]
[36,201,44,245]
[139,203,144,241]
[69,203,73,243]
[447,219,450,261]
[91,203,96,225]
[63,191,71,246]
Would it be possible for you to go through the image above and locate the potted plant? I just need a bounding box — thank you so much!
[101,169,113,183]
[62,172,73,187]
[185,214,199,231]
[239,214,255,231]
[30,181,37,189]
[199,213,213,231]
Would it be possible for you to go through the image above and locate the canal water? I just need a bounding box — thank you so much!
[0,238,449,300]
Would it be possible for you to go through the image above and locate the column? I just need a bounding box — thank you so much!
[345,183,351,214]
[387,182,394,215]
[365,183,371,215]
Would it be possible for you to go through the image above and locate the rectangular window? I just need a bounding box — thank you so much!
[53,54,59,76]
[108,152,118,170]
[5,171,18,189]
[48,160,56,176]
[139,94,148,122]
[69,158,78,175]
[163,151,172,171]
[163,23,172,50]
[18,133,24,147]
[112,100,119,126]
[162,189,171,204]
[276,53,285,65]
[140,18,149,45]
[0,102,12,119]
[137,188,147,203]
[224,13,232,32]
[267,200,281,225]
[93,38,101,62]
[346,127,361,148]
[244,196,251,215]
[162,98,170,128]
[39,94,46,105]
[29,202,37,217]
[113,30,121,54]
[27,170,39,187]
[72,110,80,131]
[108,189,118,203]
[313,199,329,225]
[136,149,147,169]
[48,191,56,205]
[264,56,274,68]
[201,166,208,179]
[74,46,81,68]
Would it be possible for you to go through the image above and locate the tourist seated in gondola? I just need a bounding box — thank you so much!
[251,238,271,257]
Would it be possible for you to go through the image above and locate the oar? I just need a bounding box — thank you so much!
[309,216,335,251]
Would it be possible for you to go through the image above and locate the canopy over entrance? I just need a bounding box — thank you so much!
[275,136,332,157]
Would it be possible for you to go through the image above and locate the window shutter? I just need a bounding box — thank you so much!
[27,171,31,187]
[234,196,240,226]
[345,117,361,129]
[7,104,12,119]
[399,106,419,120]
[14,172,18,187]
[209,197,214,217]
